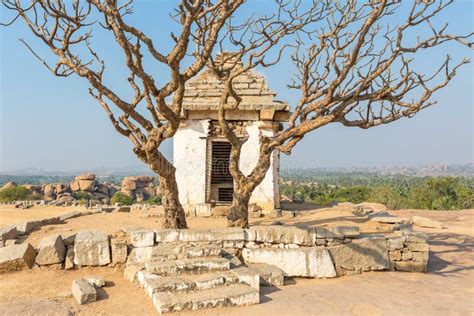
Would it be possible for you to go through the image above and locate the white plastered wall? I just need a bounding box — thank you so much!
[174,119,280,213]
[240,122,279,211]
[173,120,209,211]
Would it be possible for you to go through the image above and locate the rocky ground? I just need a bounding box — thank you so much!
[0,205,473,315]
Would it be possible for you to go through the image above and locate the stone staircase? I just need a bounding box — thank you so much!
[126,246,260,314]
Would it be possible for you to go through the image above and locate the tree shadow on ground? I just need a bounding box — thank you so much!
[427,232,474,277]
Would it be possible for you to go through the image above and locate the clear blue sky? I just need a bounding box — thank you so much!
[0,1,472,173]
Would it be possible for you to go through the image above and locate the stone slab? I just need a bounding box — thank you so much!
[315,226,360,239]
[249,225,314,246]
[328,237,389,272]
[242,247,336,278]
[0,243,36,273]
[152,284,259,314]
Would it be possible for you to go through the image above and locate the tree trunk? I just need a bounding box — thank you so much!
[226,148,273,228]
[227,187,251,228]
[160,173,187,229]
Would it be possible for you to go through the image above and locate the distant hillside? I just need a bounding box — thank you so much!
[281,163,474,179]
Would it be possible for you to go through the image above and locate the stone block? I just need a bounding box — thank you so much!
[401,251,413,260]
[193,203,212,217]
[111,239,127,264]
[72,278,97,304]
[404,242,429,252]
[155,229,180,243]
[389,250,402,261]
[247,263,285,286]
[315,226,360,239]
[65,247,74,270]
[74,230,110,266]
[127,244,180,264]
[152,284,259,314]
[84,276,105,288]
[387,236,405,250]
[242,247,336,278]
[412,251,429,262]
[59,211,81,221]
[230,266,260,291]
[394,260,427,272]
[15,221,38,235]
[124,264,144,284]
[251,225,314,246]
[369,215,408,224]
[146,257,230,276]
[405,232,428,243]
[179,228,245,242]
[0,226,18,242]
[0,243,36,273]
[35,234,66,265]
[328,237,389,272]
[412,216,445,229]
[130,229,155,247]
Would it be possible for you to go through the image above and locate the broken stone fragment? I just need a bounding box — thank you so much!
[0,243,37,273]
[0,226,18,242]
[124,264,144,284]
[35,234,66,266]
[72,278,97,305]
[84,276,106,288]
[65,247,74,270]
[247,263,285,286]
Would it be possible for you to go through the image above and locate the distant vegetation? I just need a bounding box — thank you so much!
[282,173,474,210]
[111,192,134,206]
[0,186,36,202]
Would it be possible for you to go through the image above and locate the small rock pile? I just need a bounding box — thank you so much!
[0,173,119,206]
[69,173,118,204]
[121,176,156,202]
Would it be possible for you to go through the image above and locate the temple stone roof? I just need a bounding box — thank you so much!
[182,66,289,113]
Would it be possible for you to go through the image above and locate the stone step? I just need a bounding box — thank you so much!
[145,257,230,276]
[144,272,231,297]
[152,283,259,314]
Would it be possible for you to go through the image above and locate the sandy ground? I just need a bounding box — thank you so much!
[0,205,473,315]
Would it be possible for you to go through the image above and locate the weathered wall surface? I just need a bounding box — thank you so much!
[174,120,280,212]
[240,122,279,211]
[173,120,209,210]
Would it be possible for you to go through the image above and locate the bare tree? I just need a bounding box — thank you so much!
[2,1,472,230]
[1,0,247,228]
[208,0,473,227]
